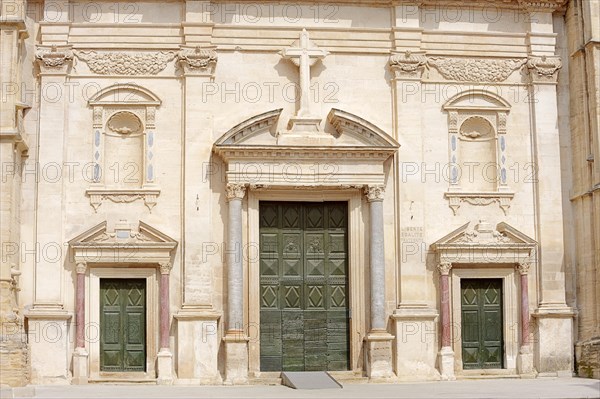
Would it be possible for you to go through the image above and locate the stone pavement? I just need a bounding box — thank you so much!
[1,378,599,399]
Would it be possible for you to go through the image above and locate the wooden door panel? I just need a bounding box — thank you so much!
[461,279,503,370]
[100,279,146,372]
[259,202,349,371]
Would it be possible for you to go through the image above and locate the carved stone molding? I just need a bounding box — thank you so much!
[86,188,160,212]
[178,46,218,75]
[516,261,532,275]
[226,183,247,201]
[159,262,172,275]
[389,51,427,79]
[364,185,385,202]
[75,51,176,75]
[527,56,562,83]
[76,262,87,274]
[428,57,526,82]
[517,0,568,12]
[35,45,73,73]
[444,192,515,216]
[438,262,452,276]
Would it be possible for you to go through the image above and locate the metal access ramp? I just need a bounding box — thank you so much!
[281,371,343,389]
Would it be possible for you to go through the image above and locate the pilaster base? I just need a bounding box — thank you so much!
[156,349,174,385]
[364,331,395,380]
[174,309,222,384]
[532,306,575,376]
[223,332,249,385]
[437,346,455,381]
[72,348,88,385]
[25,310,71,385]
[517,345,535,377]
[391,307,440,381]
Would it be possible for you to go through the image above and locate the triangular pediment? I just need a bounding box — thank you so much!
[69,220,177,247]
[432,220,536,248]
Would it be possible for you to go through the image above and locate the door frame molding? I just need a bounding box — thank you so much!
[247,188,365,376]
[450,268,518,374]
[88,267,159,381]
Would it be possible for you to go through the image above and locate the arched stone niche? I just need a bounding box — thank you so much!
[442,90,514,216]
[85,84,161,212]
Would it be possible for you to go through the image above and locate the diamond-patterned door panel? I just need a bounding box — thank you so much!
[461,279,503,370]
[100,278,146,372]
[259,202,349,372]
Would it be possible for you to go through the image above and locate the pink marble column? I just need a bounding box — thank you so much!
[75,262,86,349]
[517,262,531,347]
[438,262,452,348]
[159,262,172,350]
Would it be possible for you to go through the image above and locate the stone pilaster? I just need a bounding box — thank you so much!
[223,183,248,384]
[525,11,574,376]
[0,1,29,387]
[25,41,73,385]
[175,5,222,383]
[157,262,174,385]
[72,262,88,385]
[516,261,534,376]
[437,262,455,381]
[364,185,394,380]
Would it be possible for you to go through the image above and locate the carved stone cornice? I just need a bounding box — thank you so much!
[516,261,532,275]
[226,183,247,201]
[389,51,427,80]
[159,261,172,275]
[527,56,562,83]
[74,50,176,75]
[517,0,568,12]
[444,192,515,216]
[85,188,160,212]
[364,185,385,202]
[35,45,73,74]
[437,262,452,276]
[75,262,87,274]
[178,46,218,75]
[428,57,526,83]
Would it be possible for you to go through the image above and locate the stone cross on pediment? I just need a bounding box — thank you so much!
[280,29,330,138]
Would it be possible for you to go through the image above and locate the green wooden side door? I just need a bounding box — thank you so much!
[461,278,504,369]
[259,202,350,371]
[100,279,146,372]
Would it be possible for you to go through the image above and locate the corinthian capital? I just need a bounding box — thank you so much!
[516,261,531,275]
[527,56,562,83]
[178,46,218,75]
[159,261,172,275]
[437,262,452,276]
[389,51,427,80]
[35,45,73,74]
[364,185,384,202]
[226,183,247,201]
[75,262,87,274]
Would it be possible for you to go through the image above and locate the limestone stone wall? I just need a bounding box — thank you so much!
[1,0,594,386]
[565,0,600,379]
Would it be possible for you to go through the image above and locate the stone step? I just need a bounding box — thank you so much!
[281,371,343,389]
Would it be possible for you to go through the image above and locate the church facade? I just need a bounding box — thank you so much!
[1,0,598,386]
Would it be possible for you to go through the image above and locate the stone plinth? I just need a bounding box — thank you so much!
[25,312,71,384]
[223,333,249,385]
[533,307,575,376]
[391,307,440,380]
[437,346,455,381]
[72,347,88,385]
[174,309,221,385]
[364,332,395,380]
[157,349,174,385]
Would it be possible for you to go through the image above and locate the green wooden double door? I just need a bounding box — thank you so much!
[461,278,504,369]
[259,201,350,371]
[100,279,146,372]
